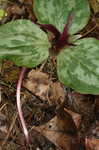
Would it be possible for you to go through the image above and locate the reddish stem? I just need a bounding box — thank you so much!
[53,12,75,54]
[37,23,61,40]
[16,67,29,144]
[59,12,75,42]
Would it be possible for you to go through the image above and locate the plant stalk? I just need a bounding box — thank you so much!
[37,23,61,40]
[16,67,29,144]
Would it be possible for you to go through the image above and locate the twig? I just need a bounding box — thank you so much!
[81,25,96,38]
[0,103,8,112]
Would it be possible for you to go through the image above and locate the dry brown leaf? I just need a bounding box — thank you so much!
[70,92,95,116]
[23,69,50,102]
[32,108,80,150]
[85,138,99,150]
[89,0,99,14]
[5,0,36,22]
[49,82,65,105]
[64,108,82,129]
[1,60,20,83]
[89,0,99,27]
[6,4,25,16]
[24,70,65,105]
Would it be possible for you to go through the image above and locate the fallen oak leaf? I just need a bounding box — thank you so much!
[64,108,82,129]
[56,106,78,135]
[32,107,80,150]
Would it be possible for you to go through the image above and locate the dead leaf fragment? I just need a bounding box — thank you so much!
[32,108,80,150]
[90,121,99,137]
[6,4,24,16]
[89,0,99,13]
[85,138,99,150]
[49,82,65,105]
[4,0,36,22]
[1,60,20,83]
[64,108,82,129]
[23,70,50,102]
[24,70,65,105]
[70,92,95,116]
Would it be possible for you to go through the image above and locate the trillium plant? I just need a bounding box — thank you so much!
[0,0,99,144]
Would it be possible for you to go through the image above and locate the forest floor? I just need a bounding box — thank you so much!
[0,0,99,150]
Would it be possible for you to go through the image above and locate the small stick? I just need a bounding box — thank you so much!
[16,67,29,144]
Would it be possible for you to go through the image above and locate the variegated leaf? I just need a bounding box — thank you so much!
[57,38,99,94]
[34,0,90,34]
[0,19,50,67]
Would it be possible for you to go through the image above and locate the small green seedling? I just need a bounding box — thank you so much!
[0,9,7,20]
[0,0,99,144]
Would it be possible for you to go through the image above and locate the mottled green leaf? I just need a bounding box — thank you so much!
[0,19,50,67]
[57,38,99,94]
[34,0,90,34]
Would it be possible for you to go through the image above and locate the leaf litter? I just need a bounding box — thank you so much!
[0,0,99,150]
